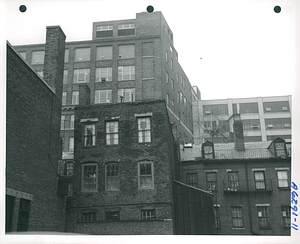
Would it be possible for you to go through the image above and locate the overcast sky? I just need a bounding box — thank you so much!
[2,0,299,100]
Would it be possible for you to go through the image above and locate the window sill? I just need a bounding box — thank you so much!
[73,81,90,84]
[118,80,135,82]
[232,228,245,230]
[278,187,290,190]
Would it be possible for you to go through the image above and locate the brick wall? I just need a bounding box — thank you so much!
[65,100,176,234]
[6,26,66,232]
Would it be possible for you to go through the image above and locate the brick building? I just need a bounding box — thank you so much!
[58,86,214,234]
[6,26,66,232]
[180,120,291,235]
[192,95,292,144]
[13,11,198,164]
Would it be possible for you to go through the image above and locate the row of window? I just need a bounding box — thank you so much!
[20,44,137,65]
[95,23,135,38]
[214,205,290,230]
[62,88,135,105]
[81,161,154,192]
[187,169,289,191]
[78,209,155,223]
[203,101,290,116]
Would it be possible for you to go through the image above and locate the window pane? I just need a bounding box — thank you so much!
[119,45,135,59]
[74,48,90,61]
[82,165,97,191]
[31,51,45,64]
[84,124,96,146]
[96,46,112,60]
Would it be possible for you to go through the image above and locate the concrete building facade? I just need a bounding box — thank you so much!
[193,95,292,144]
[6,26,66,232]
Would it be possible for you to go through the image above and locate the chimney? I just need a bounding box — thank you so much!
[79,84,90,106]
[233,120,245,151]
[43,26,66,102]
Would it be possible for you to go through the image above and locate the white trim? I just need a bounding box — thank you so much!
[226,169,232,172]
[80,118,98,123]
[252,168,266,171]
[255,203,270,207]
[214,204,220,207]
[135,113,153,117]
[275,168,289,171]
[6,188,33,201]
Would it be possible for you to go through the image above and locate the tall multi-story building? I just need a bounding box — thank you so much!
[193,95,292,144]
[13,11,198,163]
[180,121,291,235]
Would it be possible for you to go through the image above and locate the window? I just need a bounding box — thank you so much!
[181,75,183,86]
[165,51,168,62]
[254,171,266,190]
[281,206,291,228]
[61,115,66,130]
[187,173,198,187]
[171,59,173,69]
[70,115,74,129]
[166,94,169,106]
[68,137,74,152]
[106,163,120,191]
[180,92,183,103]
[74,48,90,62]
[118,23,135,36]
[106,121,119,145]
[138,162,154,189]
[72,91,79,105]
[96,25,113,38]
[105,211,120,221]
[83,124,96,146]
[203,104,228,116]
[239,103,259,114]
[18,51,26,60]
[118,45,135,59]
[96,46,113,60]
[82,164,98,192]
[63,70,68,84]
[257,206,270,229]
[73,69,90,83]
[95,67,112,82]
[141,209,155,220]
[228,172,239,191]
[202,141,214,159]
[277,170,289,188]
[165,72,169,83]
[6,195,15,232]
[171,79,174,90]
[138,117,151,143]
[17,199,31,231]
[81,212,96,222]
[62,92,67,105]
[206,172,217,191]
[118,88,135,103]
[214,206,221,230]
[64,49,69,63]
[231,206,243,228]
[95,89,112,103]
[31,50,45,64]
[177,92,179,102]
[275,142,286,157]
[66,162,74,176]
[263,101,290,113]
[118,66,135,80]
[176,73,179,83]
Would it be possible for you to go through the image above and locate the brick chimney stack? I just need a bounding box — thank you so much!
[79,84,91,106]
[233,120,245,151]
[43,26,66,102]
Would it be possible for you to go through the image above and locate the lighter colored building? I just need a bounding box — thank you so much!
[193,95,292,144]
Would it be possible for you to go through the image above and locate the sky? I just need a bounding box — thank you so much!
[1,0,299,100]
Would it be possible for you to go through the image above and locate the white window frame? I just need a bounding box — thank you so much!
[118,66,135,81]
[118,88,135,103]
[68,137,74,152]
[95,67,112,82]
[141,209,155,220]
[138,162,154,190]
[62,92,67,105]
[231,206,243,228]
[277,170,289,188]
[106,121,119,145]
[105,163,120,191]
[72,91,79,105]
[137,117,151,143]
[95,89,112,103]
[83,124,96,147]
[73,68,90,83]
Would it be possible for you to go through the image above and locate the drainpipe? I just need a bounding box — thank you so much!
[245,161,254,234]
